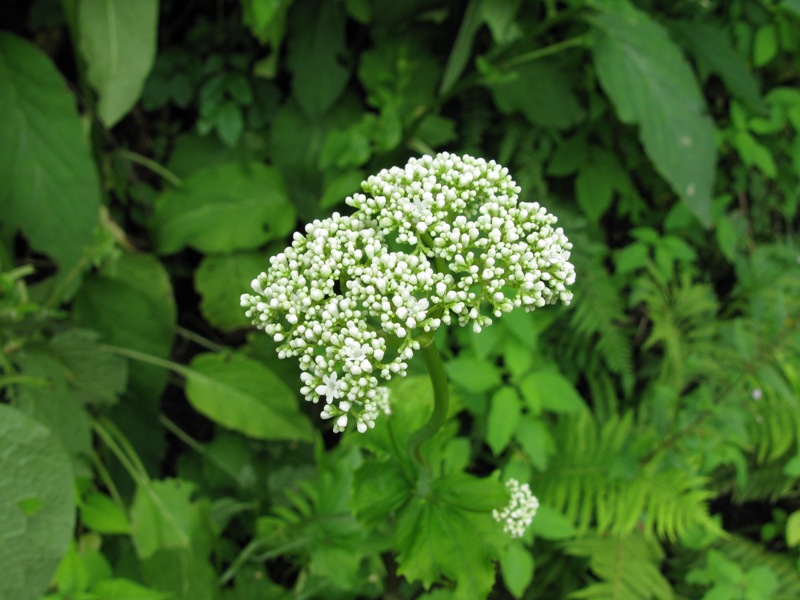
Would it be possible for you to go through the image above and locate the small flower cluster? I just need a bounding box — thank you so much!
[241,153,575,432]
[493,479,540,539]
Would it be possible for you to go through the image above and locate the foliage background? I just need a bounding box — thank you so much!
[2,0,800,598]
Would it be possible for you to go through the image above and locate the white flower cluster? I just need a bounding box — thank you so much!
[241,153,575,433]
[493,479,540,539]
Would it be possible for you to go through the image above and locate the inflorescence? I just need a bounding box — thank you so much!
[493,479,540,539]
[241,153,575,433]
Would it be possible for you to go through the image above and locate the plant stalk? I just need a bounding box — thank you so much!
[408,342,449,477]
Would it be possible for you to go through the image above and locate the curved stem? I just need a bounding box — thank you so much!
[408,342,450,475]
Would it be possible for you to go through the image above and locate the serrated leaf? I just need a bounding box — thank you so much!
[77,0,158,127]
[590,6,715,226]
[395,473,504,599]
[196,252,268,330]
[184,353,313,442]
[152,162,295,254]
[0,404,75,600]
[352,460,412,527]
[487,386,522,455]
[0,33,100,274]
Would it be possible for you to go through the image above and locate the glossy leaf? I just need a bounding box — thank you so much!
[184,353,313,442]
[152,162,295,254]
[77,0,158,127]
[590,5,716,225]
[0,404,75,600]
[0,33,100,274]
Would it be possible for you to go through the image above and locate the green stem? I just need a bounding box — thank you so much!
[117,149,183,188]
[502,35,588,70]
[408,342,450,474]
[176,326,227,353]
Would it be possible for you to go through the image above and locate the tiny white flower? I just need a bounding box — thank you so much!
[315,372,344,401]
[493,479,539,539]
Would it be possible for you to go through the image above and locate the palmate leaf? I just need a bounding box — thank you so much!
[565,532,674,600]
[532,412,719,542]
[588,2,715,226]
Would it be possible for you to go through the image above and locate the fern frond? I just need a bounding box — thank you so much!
[565,532,674,600]
[566,239,635,395]
[532,412,718,541]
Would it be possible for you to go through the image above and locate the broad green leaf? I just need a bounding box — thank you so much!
[489,59,585,129]
[52,538,113,595]
[77,0,158,127]
[73,253,176,403]
[320,169,365,209]
[575,149,631,223]
[141,548,217,600]
[395,473,505,599]
[671,21,765,113]
[195,252,268,331]
[500,543,534,599]
[130,479,210,560]
[286,0,348,117]
[753,23,778,67]
[519,370,586,414]
[0,33,100,274]
[152,162,295,254]
[0,404,75,600]
[486,386,522,455]
[590,6,716,226]
[529,504,577,540]
[184,353,313,442]
[445,356,502,394]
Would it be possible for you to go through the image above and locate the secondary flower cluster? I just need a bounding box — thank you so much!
[493,479,540,539]
[241,153,575,433]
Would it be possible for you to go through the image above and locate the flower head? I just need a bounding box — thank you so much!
[493,479,540,539]
[242,153,575,432]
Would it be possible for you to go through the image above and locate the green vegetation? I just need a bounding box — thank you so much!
[1,0,799,598]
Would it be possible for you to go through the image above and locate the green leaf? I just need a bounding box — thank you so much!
[575,148,630,223]
[590,6,716,226]
[514,415,555,471]
[439,0,484,96]
[184,353,313,442]
[352,460,412,527]
[152,162,295,254]
[77,0,158,127]
[286,0,348,117]
[0,404,75,600]
[195,252,268,331]
[518,370,586,414]
[73,253,176,403]
[671,21,765,113]
[529,504,576,540]
[787,511,800,547]
[500,542,534,598]
[141,548,218,600]
[215,101,244,147]
[320,169,365,209]
[445,356,502,394]
[80,492,130,534]
[753,24,778,67]
[130,479,210,560]
[489,59,585,129]
[395,473,505,599]
[486,386,522,455]
[91,578,171,600]
[0,33,100,274]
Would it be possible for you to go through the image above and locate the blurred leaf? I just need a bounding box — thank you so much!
[91,579,171,600]
[80,492,130,534]
[286,0,348,117]
[439,0,483,96]
[0,33,100,274]
[514,415,554,471]
[489,59,585,129]
[753,24,778,67]
[500,542,534,598]
[184,353,313,442]
[141,548,217,600]
[152,162,295,254]
[196,252,268,331]
[671,20,766,113]
[320,169,365,209]
[0,404,75,600]
[590,5,716,226]
[130,479,210,559]
[77,0,158,127]
[446,356,503,394]
[529,504,577,540]
[486,386,522,455]
[575,148,630,223]
[215,101,244,147]
[787,511,800,547]
[518,371,586,414]
[352,460,412,527]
